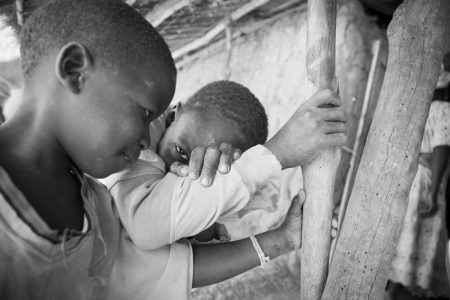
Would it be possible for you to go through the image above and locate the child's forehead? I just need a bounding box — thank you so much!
[112,60,173,83]
[181,109,223,125]
[181,110,239,135]
[113,62,175,107]
[171,109,247,150]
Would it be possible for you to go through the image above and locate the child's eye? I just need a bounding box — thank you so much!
[175,145,188,161]
[144,109,152,118]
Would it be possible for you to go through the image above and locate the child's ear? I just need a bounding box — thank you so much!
[55,42,93,94]
[166,103,183,127]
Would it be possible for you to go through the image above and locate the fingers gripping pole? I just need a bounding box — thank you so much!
[300,1,339,299]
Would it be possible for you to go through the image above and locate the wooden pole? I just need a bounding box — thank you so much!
[330,39,381,260]
[300,1,339,299]
[145,0,195,28]
[322,1,450,298]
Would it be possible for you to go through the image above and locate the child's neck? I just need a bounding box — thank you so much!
[0,100,84,233]
[0,110,72,174]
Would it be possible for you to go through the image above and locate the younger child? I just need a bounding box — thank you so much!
[105,80,309,299]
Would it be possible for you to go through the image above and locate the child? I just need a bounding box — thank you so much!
[0,0,176,299]
[0,0,347,299]
[158,80,281,241]
[104,80,328,299]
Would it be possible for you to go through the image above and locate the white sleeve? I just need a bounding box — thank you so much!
[217,166,303,222]
[171,145,281,243]
[106,145,282,250]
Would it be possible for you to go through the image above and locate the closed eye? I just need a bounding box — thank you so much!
[174,145,189,162]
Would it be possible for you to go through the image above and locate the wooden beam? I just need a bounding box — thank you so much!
[300,0,338,299]
[322,0,450,298]
[172,0,272,60]
[145,0,195,28]
[331,39,382,260]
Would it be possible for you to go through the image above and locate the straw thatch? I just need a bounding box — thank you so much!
[130,0,400,60]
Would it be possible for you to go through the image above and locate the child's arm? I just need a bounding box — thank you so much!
[191,192,303,287]
[108,145,282,250]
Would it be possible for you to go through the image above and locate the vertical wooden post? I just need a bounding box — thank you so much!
[331,39,381,260]
[300,1,339,299]
[322,1,450,299]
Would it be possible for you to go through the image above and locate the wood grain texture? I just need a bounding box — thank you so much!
[300,0,339,299]
[323,1,450,299]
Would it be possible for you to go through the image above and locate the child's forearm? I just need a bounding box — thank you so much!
[110,145,282,250]
[191,229,294,288]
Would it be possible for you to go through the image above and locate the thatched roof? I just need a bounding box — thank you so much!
[130,0,401,60]
[0,0,401,62]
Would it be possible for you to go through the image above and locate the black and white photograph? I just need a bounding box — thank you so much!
[0,0,449,299]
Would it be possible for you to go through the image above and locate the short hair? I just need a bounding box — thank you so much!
[12,0,176,79]
[184,81,268,148]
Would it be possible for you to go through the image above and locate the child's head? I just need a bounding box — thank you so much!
[157,80,268,166]
[19,0,176,81]
[14,0,177,177]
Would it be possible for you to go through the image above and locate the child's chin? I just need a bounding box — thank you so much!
[86,165,120,179]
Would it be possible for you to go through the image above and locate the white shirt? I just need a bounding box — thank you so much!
[105,145,283,250]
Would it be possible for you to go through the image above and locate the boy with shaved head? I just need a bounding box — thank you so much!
[0,1,176,298]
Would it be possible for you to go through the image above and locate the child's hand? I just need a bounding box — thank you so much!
[169,142,241,187]
[277,190,306,251]
[264,89,347,169]
[277,191,338,251]
[190,223,230,243]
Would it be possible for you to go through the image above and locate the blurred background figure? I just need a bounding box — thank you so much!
[387,53,450,300]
